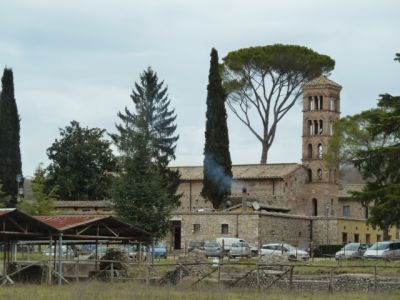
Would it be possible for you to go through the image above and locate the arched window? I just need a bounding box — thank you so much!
[317,169,323,181]
[312,198,318,216]
[309,96,313,110]
[331,199,334,216]
[329,121,333,135]
[314,120,318,135]
[314,96,319,110]
[319,96,323,110]
[319,120,323,135]
[308,120,313,135]
[308,144,313,159]
[307,169,312,182]
[318,144,323,159]
[330,97,335,111]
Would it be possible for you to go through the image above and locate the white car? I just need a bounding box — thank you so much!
[229,242,252,258]
[364,241,400,259]
[335,243,368,260]
[261,243,309,261]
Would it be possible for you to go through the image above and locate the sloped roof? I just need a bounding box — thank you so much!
[174,163,303,180]
[304,75,342,89]
[36,215,107,231]
[338,184,365,198]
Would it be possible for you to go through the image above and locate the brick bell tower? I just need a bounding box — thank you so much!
[302,75,342,217]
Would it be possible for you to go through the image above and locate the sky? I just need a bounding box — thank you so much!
[0,0,399,176]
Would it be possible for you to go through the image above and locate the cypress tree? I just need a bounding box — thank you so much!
[0,68,22,207]
[202,48,232,209]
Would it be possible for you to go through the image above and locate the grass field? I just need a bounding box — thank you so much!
[0,282,399,300]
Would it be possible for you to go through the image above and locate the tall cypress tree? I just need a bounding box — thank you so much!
[0,68,22,207]
[202,48,232,209]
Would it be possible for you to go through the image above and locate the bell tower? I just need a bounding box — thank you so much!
[302,75,342,216]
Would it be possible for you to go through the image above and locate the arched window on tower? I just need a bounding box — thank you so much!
[314,96,319,110]
[308,144,313,159]
[330,97,335,111]
[308,120,313,135]
[314,120,318,135]
[319,120,323,135]
[318,144,323,159]
[312,198,318,216]
[317,169,323,181]
[329,121,334,135]
[307,169,312,182]
[309,96,313,110]
[319,96,323,110]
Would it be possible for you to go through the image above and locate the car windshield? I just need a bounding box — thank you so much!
[283,244,296,251]
[189,242,203,247]
[369,242,390,250]
[231,243,241,247]
[205,242,219,247]
[343,243,359,251]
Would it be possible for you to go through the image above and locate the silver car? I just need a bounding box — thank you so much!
[335,243,368,260]
[204,241,223,258]
[229,242,251,258]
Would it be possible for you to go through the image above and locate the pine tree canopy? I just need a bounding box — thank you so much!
[0,67,22,207]
[202,48,232,209]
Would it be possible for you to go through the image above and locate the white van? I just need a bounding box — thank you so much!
[216,237,246,253]
[364,240,400,259]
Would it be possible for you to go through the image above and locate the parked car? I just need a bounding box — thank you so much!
[125,244,148,261]
[151,243,168,259]
[204,241,223,258]
[261,243,309,261]
[188,241,205,252]
[249,244,259,257]
[335,243,368,260]
[364,240,400,259]
[229,242,252,258]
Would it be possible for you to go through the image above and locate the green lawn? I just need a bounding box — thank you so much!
[0,282,399,300]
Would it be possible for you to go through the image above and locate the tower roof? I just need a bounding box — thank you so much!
[304,75,342,89]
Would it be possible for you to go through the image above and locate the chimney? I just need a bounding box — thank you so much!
[242,187,248,214]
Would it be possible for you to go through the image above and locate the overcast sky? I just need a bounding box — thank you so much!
[1,0,399,176]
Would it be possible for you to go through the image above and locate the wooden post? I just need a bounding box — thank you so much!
[145,264,149,289]
[329,267,333,293]
[289,266,294,291]
[95,240,99,272]
[217,263,221,284]
[110,262,114,282]
[179,264,183,283]
[58,233,63,286]
[75,260,79,282]
[46,260,52,285]
[256,263,260,291]
[374,266,377,293]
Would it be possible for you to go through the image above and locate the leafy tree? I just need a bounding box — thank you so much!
[222,44,335,163]
[202,48,232,209]
[0,67,22,206]
[326,56,400,239]
[46,121,117,200]
[17,164,56,215]
[112,123,171,238]
[111,67,180,208]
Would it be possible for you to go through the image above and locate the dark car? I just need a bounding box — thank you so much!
[188,241,205,252]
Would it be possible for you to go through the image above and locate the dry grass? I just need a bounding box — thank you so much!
[0,282,399,300]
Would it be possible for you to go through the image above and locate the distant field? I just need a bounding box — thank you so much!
[0,282,399,300]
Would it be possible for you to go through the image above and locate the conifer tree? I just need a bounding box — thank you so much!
[0,68,22,206]
[202,48,232,209]
[111,68,180,237]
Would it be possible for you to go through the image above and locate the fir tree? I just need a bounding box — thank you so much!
[112,67,180,208]
[0,67,22,207]
[112,122,170,238]
[202,48,232,209]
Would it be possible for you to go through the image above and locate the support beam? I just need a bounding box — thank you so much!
[58,233,63,285]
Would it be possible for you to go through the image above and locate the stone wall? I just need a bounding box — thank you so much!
[312,218,339,245]
[177,213,260,249]
[258,213,311,249]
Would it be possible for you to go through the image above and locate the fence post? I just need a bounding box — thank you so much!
[329,267,333,293]
[75,260,79,283]
[257,263,260,291]
[218,263,221,284]
[179,264,183,283]
[110,262,114,282]
[145,264,150,289]
[374,266,377,293]
[289,266,294,291]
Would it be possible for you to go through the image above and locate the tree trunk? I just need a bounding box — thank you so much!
[383,226,389,241]
[260,142,268,164]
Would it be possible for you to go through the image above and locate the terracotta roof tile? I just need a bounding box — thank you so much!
[173,163,303,180]
[304,75,342,89]
[35,215,108,231]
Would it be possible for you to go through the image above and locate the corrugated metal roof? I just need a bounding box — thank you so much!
[0,208,16,216]
[173,163,303,181]
[35,215,108,231]
[304,75,342,89]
